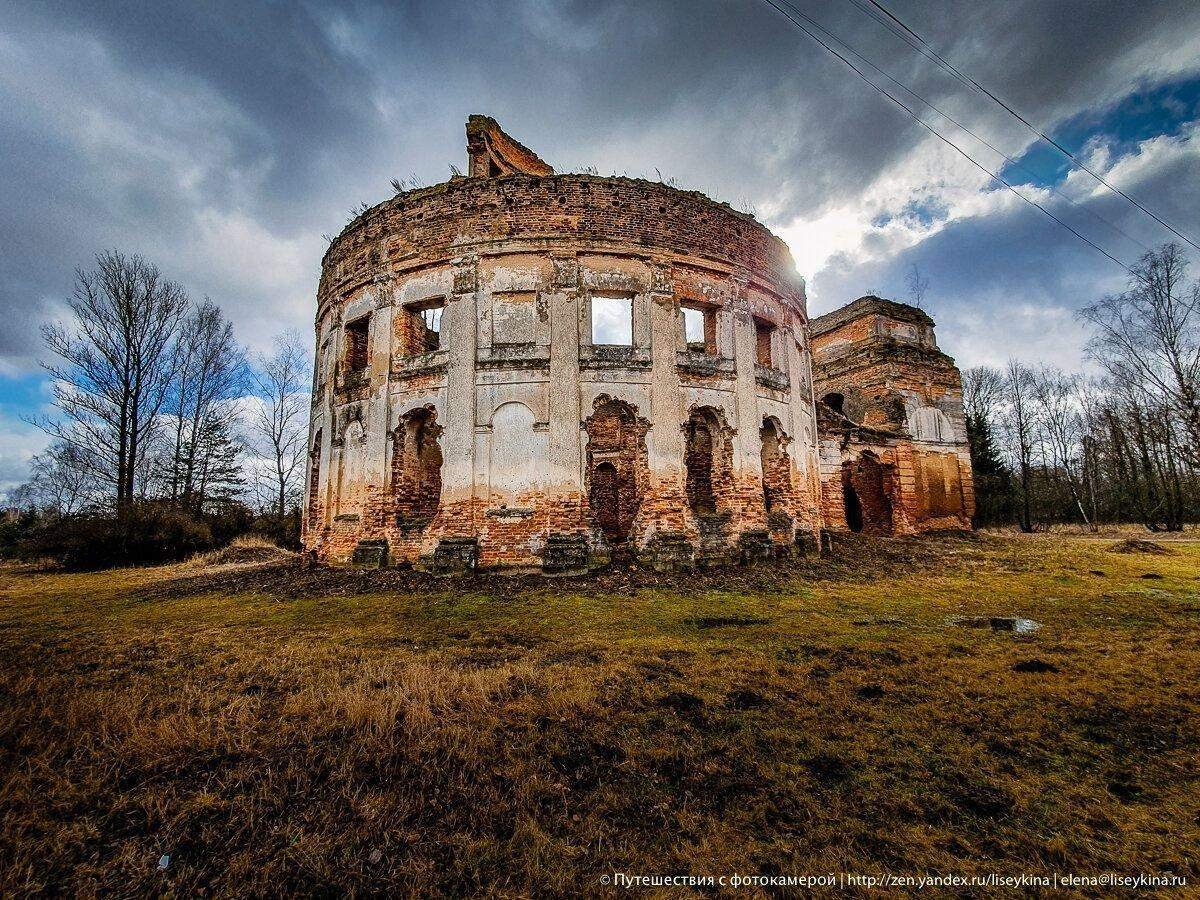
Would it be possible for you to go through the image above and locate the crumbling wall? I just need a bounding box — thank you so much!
[812,296,974,536]
[466,114,554,178]
[307,117,828,571]
[842,451,894,535]
[584,396,649,545]
[684,406,734,516]
[913,449,966,521]
[391,407,443,523]
[304,429,324,555]
[760,418,793,514]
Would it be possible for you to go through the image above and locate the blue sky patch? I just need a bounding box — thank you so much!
[0,372,49,420]
[998,74,1200,189]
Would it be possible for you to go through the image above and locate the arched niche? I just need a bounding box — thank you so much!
[337,420,366,517]
[583,395,648,544]
[684,406,733,516]
[489,401,544,504]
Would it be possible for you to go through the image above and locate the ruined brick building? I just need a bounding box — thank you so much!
[811,296,974,535]
[303,116,973,572]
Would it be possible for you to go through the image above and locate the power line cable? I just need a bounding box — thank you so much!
[774,0,1149,254]
[852,0,1200,252]
[759,0,1137,274]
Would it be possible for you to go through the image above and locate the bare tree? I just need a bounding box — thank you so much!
[1080,243,1200,463]
[249,331,311,517]
[1000,360,1037,532]
[962,365,1004,428]
[6,439,103,516]
[1032,367,1090,527]
[905,263,930,307]
[40,252,188,505]
[162,299,246,509]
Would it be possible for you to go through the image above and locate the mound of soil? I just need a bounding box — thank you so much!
[132,532,981,606]
[1108,538,1175,555]
[205,543,295,566]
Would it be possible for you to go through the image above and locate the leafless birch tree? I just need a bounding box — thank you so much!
[40,252,188,505]
[1080,243,1200,464]
[248,331,311,517]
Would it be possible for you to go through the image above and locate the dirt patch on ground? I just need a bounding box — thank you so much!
[132,532,981,603]
[1108,538,1175,555]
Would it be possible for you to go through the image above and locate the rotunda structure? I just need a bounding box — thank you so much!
[304,115,824,572]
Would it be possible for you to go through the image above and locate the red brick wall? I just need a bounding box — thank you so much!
[311,172,817,569]
[391,408,443,523]
[319,175,802,317]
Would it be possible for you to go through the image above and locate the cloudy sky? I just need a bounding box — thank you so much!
[2,0,1199,491]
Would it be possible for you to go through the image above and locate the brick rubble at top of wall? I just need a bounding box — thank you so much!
[318,175,803,317]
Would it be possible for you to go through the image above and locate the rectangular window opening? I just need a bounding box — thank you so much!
[400,300,444,356]
[754,318,775,368]
[681,303,717,356]
[591,294,633,346]
[344,315,370,372]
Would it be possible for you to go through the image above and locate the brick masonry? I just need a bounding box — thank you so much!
[301,120,973,571]
[811,296,975,536]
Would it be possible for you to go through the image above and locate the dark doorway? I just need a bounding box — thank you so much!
[843,482,863,532]
[591,462,623,542]
[759,418,790,514]
[685,411,718,514]
[392,408,443,523]
[841,451,893,534]
[585,398,646,544]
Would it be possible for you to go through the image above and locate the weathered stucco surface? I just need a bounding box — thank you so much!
[811,296,975,537]
[303,120,971,573]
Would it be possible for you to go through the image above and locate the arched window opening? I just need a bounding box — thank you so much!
[585,398,646,544]
[760,418,790,514]
[392,408,443,523]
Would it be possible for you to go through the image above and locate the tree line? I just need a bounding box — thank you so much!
[3,251,311,566]
[5,243,1195,564]
[965,243,1200,532]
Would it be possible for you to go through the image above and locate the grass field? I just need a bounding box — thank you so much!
[2,534,1198,894]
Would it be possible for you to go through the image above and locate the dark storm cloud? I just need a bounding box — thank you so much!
[0,0,1198,381]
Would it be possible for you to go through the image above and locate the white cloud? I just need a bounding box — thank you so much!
[778,135,1030,303]
[0,410,50,495]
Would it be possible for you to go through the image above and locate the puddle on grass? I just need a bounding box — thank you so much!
[948,615,1040,634]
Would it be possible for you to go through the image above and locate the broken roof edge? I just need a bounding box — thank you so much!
[809,295,935,336]
[466,114,554,177]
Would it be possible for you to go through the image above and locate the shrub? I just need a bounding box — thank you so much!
[0,509,41,559]
[205,501,255,547]
[250,508,302,550]
[21,501,214,570]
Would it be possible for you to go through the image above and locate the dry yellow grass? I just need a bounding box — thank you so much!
[175,534,296,572]
[1,533,1198,894]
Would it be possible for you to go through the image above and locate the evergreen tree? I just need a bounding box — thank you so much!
[190,414,245,511]
[966,411,1013,527]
